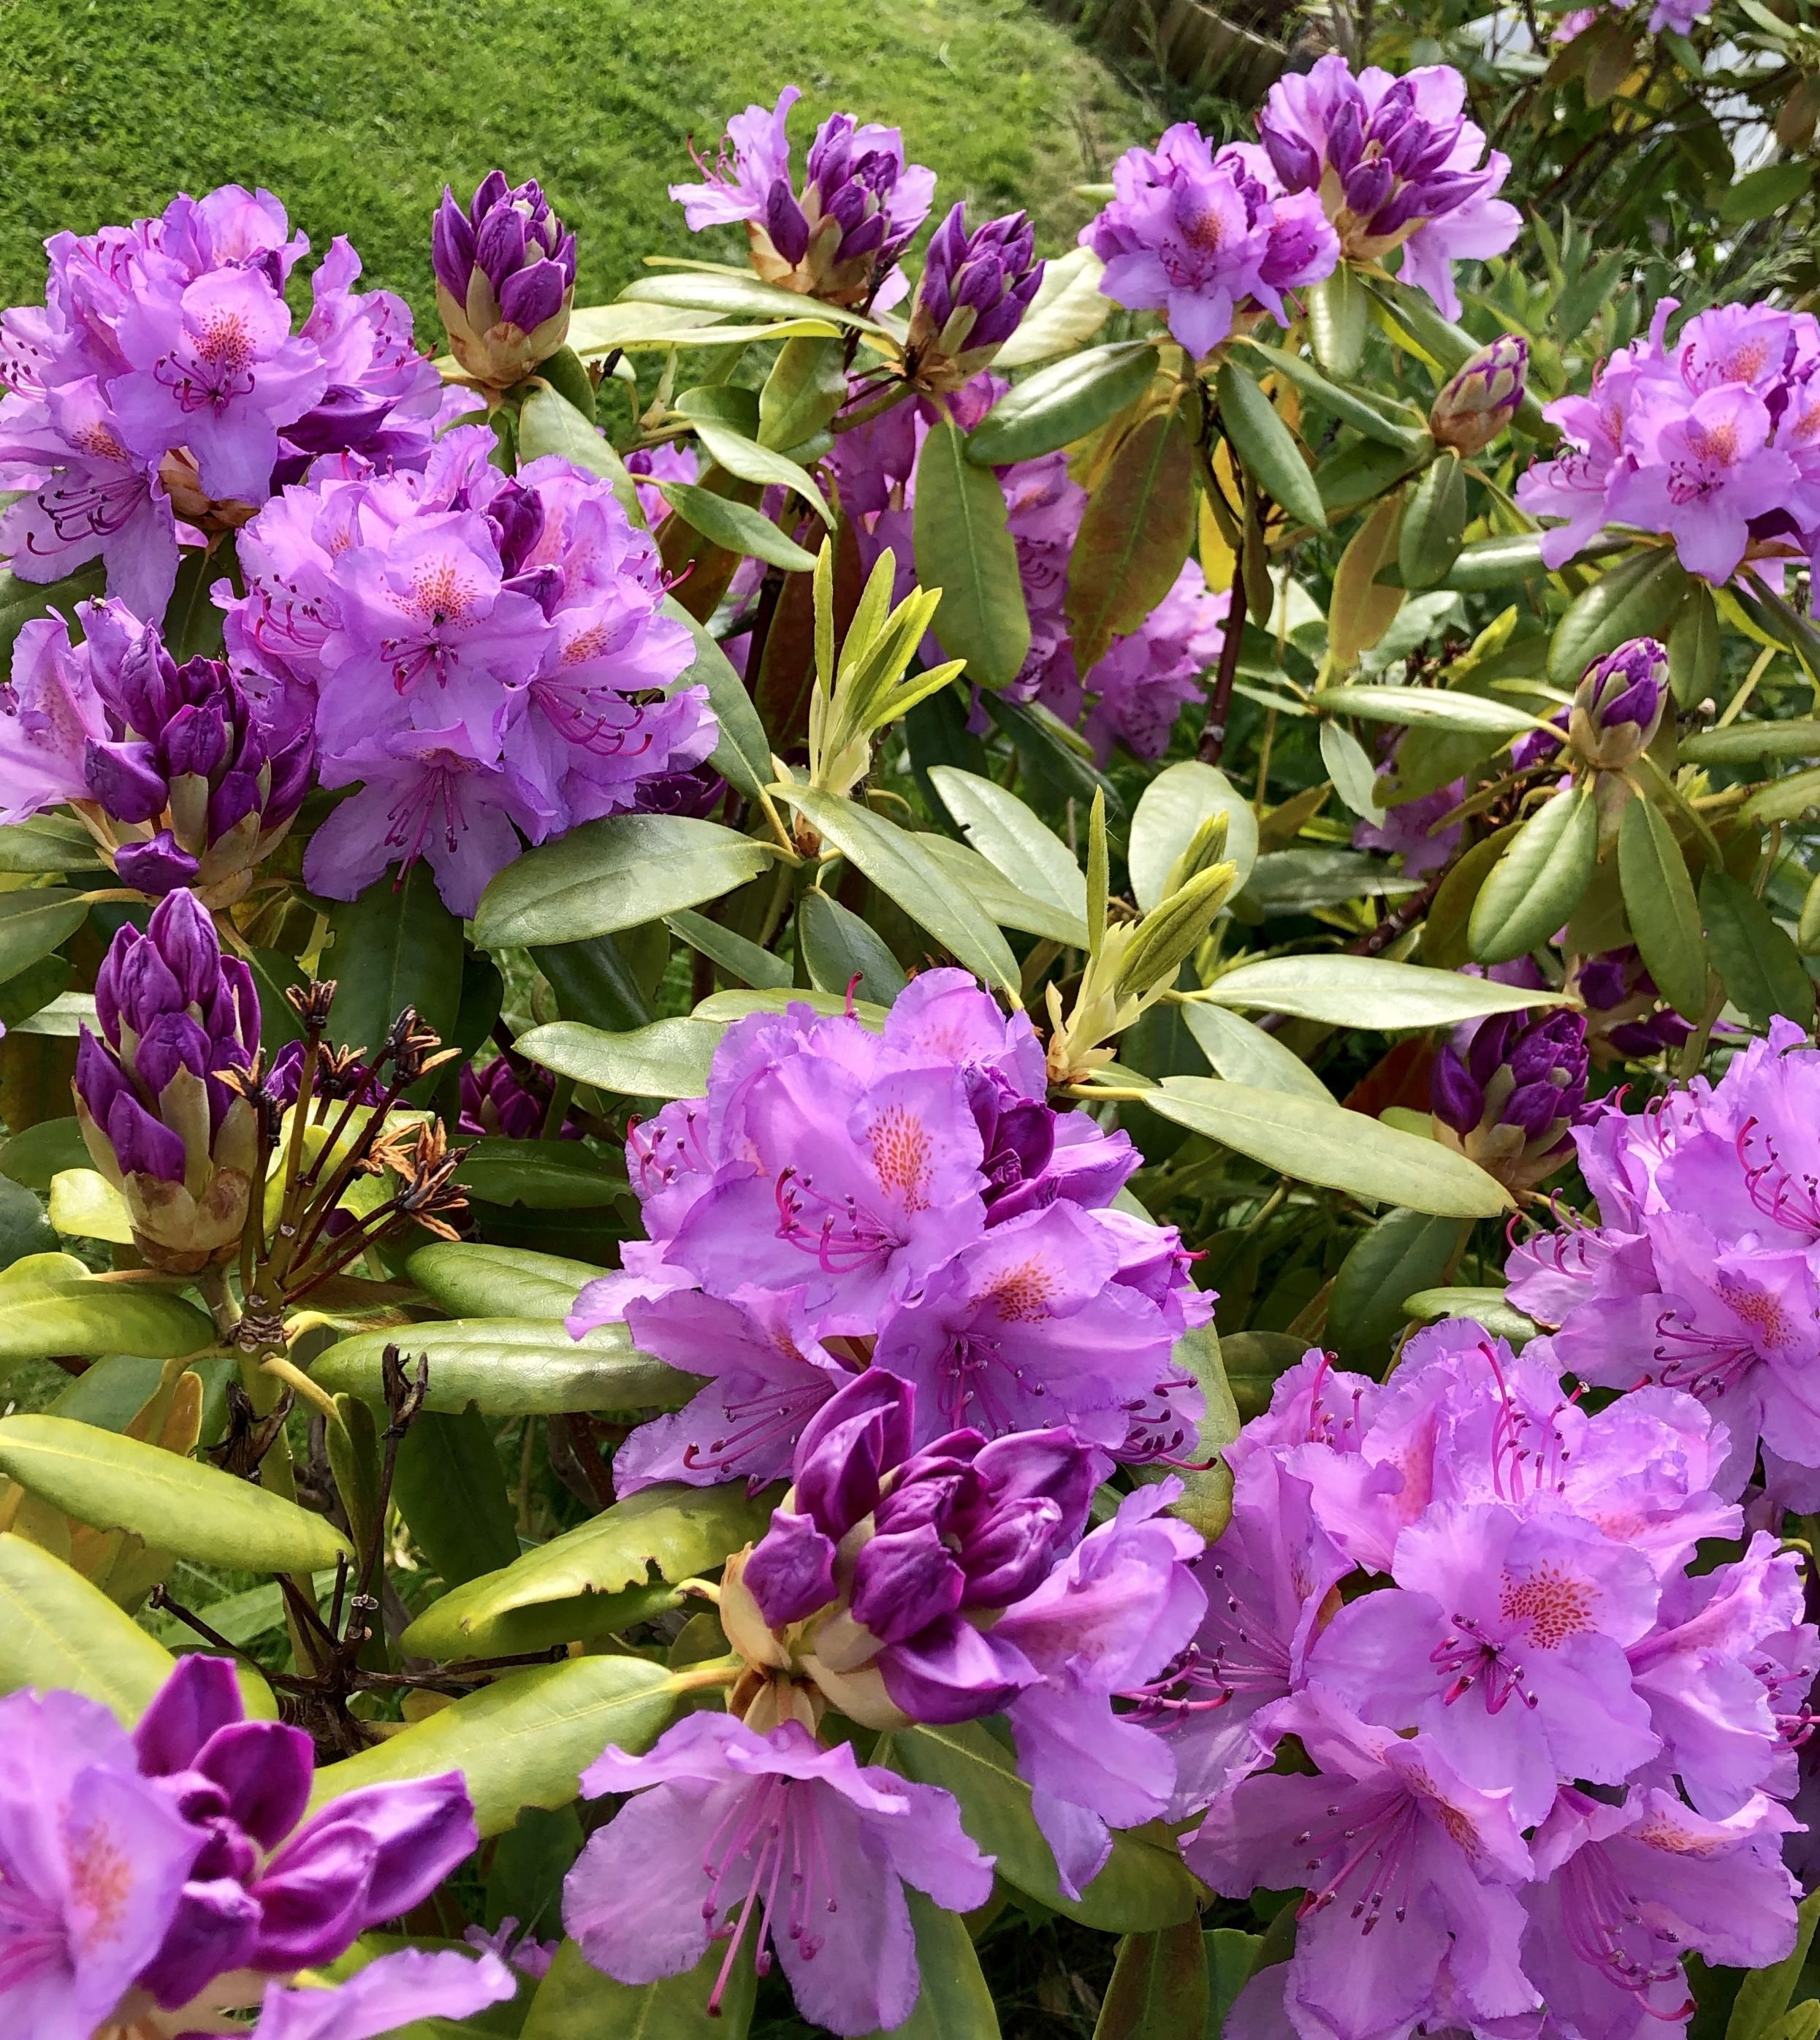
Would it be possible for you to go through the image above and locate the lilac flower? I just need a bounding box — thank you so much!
[1569,636,1667,769]
[568,971,1210,1483]
[907,204,1044,389]
[1430,334,1528,455]
[1352,772,1466,878]
[1078,559,1231,763]
[671,88,936,309]
[1576,945,1694,1061]
[251,1946,517,2040]
[1430,1006,1591,1191]
[0,1686,202,2038]
[1083,123,1338,358]
[459,1051,581,1141]
[0,187,443,619]
[563,1711,993,2037]
[74,888,261,1274]
[1189,1683,1539,2040]
[223,427,711,914]
[464,1914,559,1982]
[1255,56,1521,320]
[624,440,698,529]
[433,172,577,389]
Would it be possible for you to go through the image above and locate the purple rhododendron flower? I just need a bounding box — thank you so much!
[671,86,935,310]
[433,172,577,389]
[1082,123,1338,357]
[569,970,1211,1488]
[0,185,443,620]
[222,425,713,913]
[251,1946,517,2040]
[907,203,1044,387]
[563,1710,993,2036]
[1254,55,1521,319]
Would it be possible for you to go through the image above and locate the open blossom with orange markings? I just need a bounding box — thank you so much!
[219,422,714,913]
[568,968,1213,1489]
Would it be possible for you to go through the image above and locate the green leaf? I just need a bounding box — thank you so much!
[655,478,818,570]
[0,888,91,988]
[522,1934,755,2040]
[533,931,654,1032]
[1742,767,1820,826]
[915,831,1089,948]
[1242,850,1421,915]
[1305,264,1368,380]
[0,1414,353,1572]
[994,245,1112,368]
[664,598,774,802]
[1669,582,1722,710]
[887,1718,1198,1931]
[1242,340,1425,454]
[1548,547,1690,685]
[1320,718,1385,823]
[759,334,849,453]
[912,417,1030,690]
[1398,451,1467,590]
[1142,1078,1512,1216]
[408,1241,600,1321]
[0,1532,176,1719]
[433,1482,777,1632]
[1067,408,1197,670]
[462,1146,625,1219]
[315,1319,693,1417]
[1468,784,1598,965]
[47,1167,132,1244]
[1619,798,1709,1020]
[620,270,885,332]
[0,1116,85,1190]
[981,690,1126,816]
[1129,761,1260,912]
[400,1574,681,1662]
[0,1272,211,1372]
[1311,684,1536,736]
[324,863,464,1085]
[1724,1889,1820,2040]
[1680,719,1820,765]
[1093,1919,1210,2040]
[1404,1286,1539,1345]
[0,815,104,874]
[1198,954,1572,1029]
[474,815,773,951]
[928,765,1087,922]
[1182,1003,1332,1102]
[1556,248,1629,345]
[1330,1209,1471,1366]
[666,908,794,991]
[867,1888,1000,2040]
[674,401,831,525]
[391,1405,520,1587]
[517,1017,722,1101]
[309,1653,682,1835]
[799,888,910,1004]
[1701,869,1816,1029]
[776,787,1021,997]
[1419,530,1548,590]
[517,384,641,522]
[1717,159,1811,225]
[1205,1929,1264,2038]
[1131,1320,1238,1539]
[1215,360,1325,532]
[964,342,1160,466]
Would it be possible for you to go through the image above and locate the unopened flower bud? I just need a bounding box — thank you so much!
[1161,810,1232,900]
[1115,859,1240,1000]
[433,171,577,389]
[1575,946,1694,1062]
[1429,335,1528,456]
[1569,637,1667,770]
[906,204,1044,392]
[1431,1005,1588,1190]
[75,891,259,1274]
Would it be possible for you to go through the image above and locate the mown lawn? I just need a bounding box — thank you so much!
[0,0,1146,321]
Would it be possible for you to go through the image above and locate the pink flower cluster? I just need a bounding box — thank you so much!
[0,184,447,621]
[1516,298,1820,589]
[221,425,715,913]
[1173,1324,1811,2040]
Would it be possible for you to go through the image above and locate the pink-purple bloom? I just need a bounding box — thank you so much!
[1083,123,1339,358]
[0,186,443,620]
[432,171,576,389]
[1431,1005,1591,1190]
[907,203,1043,387]
[671,87,936,309]
[222,424,713,913]
[1254,56,1521,320]
[568,970,1211,1490]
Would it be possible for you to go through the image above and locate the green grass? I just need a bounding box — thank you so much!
[0,0,1149,327]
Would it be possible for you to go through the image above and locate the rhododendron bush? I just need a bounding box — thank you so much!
[12,7,1820,2036]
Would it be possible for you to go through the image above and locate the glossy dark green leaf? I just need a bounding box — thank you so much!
[965,341,1160,466]
[1468,784,1598,965]
[1618,797,1709,1020]
[1214,359,1325,532]
[981,691,1125,815]
[521,1933,755,2039]
[914,416,1030,689]
[1244,340,1424,452]
[1305,263,1369,379]
[408,1241,600,1320]
[1547,547,1689,685]
[1330,1209,1471,1366]
[517,384,640,521]
[1668,582,1722,709]
[1223,1331,1312,1420]
[309,1653,683,1835]
[316,1320,690,1418]
[324,862,463,1086]
[656,479,818,570]
[1094,1918,1211,2040]
[400,1575,681,1662]
[1701,869,1816,1029]
[759,333,849,452]
[663,598,773,802]
[517,1016,723,1101]
[673,397,831,523]
[455,1138,625,1209]
[389,1406,520,1587]
[533,931,655,1032]
[475,816,774,951]
[867,1888,1000,2039]
[1680,720,1820,766]
[1398,451,1467,590]
[887,1718,1198,1932]
[1312,685,1535,736]
[0,889,90,989]
[1717,159,1811,224]
[1067,408,1197,670]
[0,1117,86,1191]
[1742,768,1820,826]
[799,887,910,1004]
[1204,1929,1264,2039]
[0,1532,176,1719]
[1404,1286,1539,1345]
[0,815,103,874]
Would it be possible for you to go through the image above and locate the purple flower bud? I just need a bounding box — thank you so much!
[1572,638,1667,767]
[134,1011,213,1097]
[433,172,576,388]
[1431,1044,1484,1135]
[1431,335,1528,456]
[850,1523,967,1643]
[1433,1005,1589,1190]
[793,1371,913,1542]
[105,1091,188,1182]
[113,829,201,897]
[742,1507,839,1627]
[908,204,1044,391]
[84,737,167,824]
[631,761,726,820]
[1342,159,1396,219]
